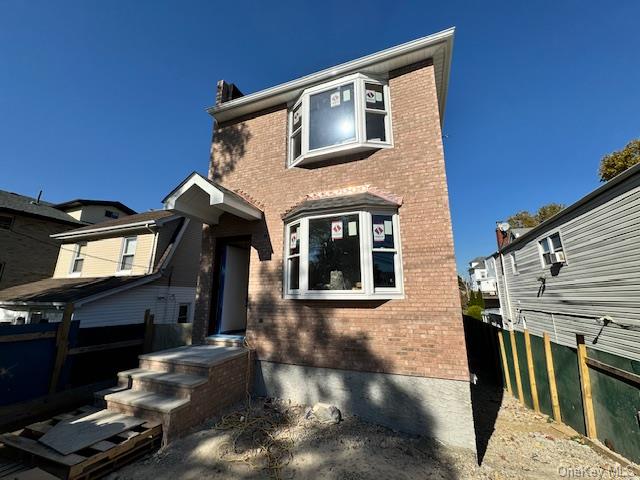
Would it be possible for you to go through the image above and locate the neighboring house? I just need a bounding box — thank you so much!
[0,191,136,290]
[0,190,83,290]
[468,256,497,295]
[0,210,201,327]
[163,28,475,450]
[489,162,640,361]
[55,199,136,224]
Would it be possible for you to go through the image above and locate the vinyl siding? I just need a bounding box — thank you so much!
[494,172,640,361]
[73,283,196,327]
[53,233,155,278]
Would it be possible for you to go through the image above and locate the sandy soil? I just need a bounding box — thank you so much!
[107,387,638,480]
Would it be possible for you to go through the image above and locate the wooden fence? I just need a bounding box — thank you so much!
[0,306,154,430]
[477,316,640,464]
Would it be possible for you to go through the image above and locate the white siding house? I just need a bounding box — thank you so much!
[490,163,640,362]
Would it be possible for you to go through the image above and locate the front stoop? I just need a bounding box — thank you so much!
[104,345,250,444]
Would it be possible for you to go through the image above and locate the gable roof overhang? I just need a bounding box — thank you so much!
[162,172,262,224]
[208,27,455,126]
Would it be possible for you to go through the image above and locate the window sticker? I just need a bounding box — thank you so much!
[330,92,341,108]
[331,220,343,240]
[375,91,383,102]
[348,221,357,236]
[290,230,298,252]
[293,110,301,125]
[373,224,385,242]
[342,89,351,102]
[366,90,376,103]
[384,220,393,235]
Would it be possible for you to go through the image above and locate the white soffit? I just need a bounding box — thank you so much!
[209,27,455,125]
[163,172,262,224]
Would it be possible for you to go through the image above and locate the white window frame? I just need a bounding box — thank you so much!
[287,73,393,168]
[177,303,191,324]
[283,209,404,300]
[537,231,567,267]
[69,242,87,276]
[117,236,138,274]
[510,253,518,275]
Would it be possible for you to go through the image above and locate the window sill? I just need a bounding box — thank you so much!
[115,270,134,276]
[290,141,392,168]
[284,291,404,301]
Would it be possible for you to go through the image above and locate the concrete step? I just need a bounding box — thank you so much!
[139,345,248,376]
[118,368,207,398]
[105,390,190,422]
[93,385,129,408]
[205,335,246,348]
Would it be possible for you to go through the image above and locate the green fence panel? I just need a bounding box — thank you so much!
[502,330,517,397]
[530,333,553,417]
[552,342,586,435]
[514,331,533,409]
[587,348,640,463]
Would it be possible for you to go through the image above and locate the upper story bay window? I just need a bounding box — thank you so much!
[284,205,404,300]
[288,73,393,167]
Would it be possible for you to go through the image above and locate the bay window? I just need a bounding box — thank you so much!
[288,73,393,167]
[284,210,403,299]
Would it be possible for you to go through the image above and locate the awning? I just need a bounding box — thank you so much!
[162,172,262,224]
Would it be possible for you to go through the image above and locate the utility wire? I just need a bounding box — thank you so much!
[3,227,152,270]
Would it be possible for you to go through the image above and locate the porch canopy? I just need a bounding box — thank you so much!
[163,172,262,224]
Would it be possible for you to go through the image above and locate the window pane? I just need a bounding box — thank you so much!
[550,233,563,251]
[308,214,361,290]
[288,256,300,290]
[309,83,355,151]
[178,304,189,323]
[289,224,300,255]
[373,252,396,288]
[364,83,385,110]
[372,214,394,248]
[77,243,87,256]
[291,131,302,160]
[72,258,83,273]
[539,238,550,253]
[0,216,13,229]
[121,255,134,270]
[366,112,386,142]
[292,104,302,132]
[124,238,137,255]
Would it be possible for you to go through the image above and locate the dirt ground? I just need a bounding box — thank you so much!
[107,387,638,480]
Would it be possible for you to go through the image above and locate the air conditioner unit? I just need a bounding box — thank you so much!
[551,251,566,264]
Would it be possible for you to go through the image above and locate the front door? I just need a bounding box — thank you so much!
[212,240,250,335]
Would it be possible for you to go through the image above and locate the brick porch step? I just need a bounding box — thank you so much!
[106,344,250,444]
[117,368,208,398]
[105,390,190,416]
[138,345,246,376]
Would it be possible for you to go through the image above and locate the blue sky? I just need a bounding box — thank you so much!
[1,1,638,275]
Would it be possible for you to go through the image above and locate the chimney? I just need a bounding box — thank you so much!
[216,80,244,105]
[495,222,512,250]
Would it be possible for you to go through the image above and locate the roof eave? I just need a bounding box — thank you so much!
[50,214,180,240]
[499,162,640,253]
[208,27,455,125]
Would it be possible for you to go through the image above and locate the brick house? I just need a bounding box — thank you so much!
[164,27,475,449]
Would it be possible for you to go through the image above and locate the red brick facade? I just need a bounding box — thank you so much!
[195,61,468,383]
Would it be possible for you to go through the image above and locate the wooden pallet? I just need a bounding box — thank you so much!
[0,406,161,480]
